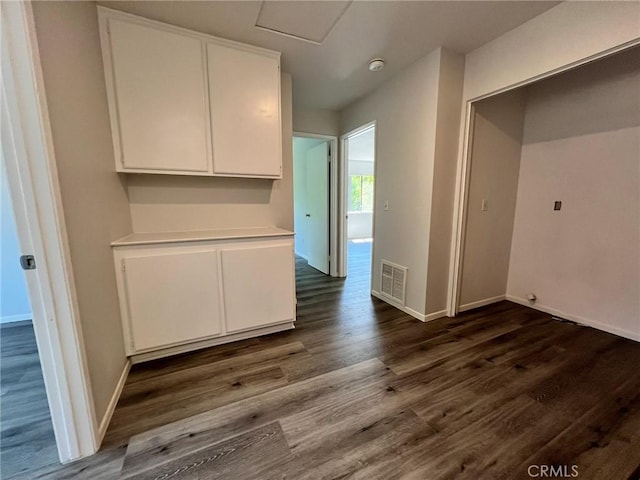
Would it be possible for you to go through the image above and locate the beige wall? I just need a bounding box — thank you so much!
[453,0,639,325]
[32,1,132,421]
[293,107,340,137]
[463,1,640,100]
[459,90,526,308]
[127,73,294,233]
[340,48,442,317]
[507,48,640,339]
[425,49,465,315]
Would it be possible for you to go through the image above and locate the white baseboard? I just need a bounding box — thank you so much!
[131,322,295,364]
[459,295,506,313]
[370,290,446,323]
[371,290,424,321]
[506,295,640,342]
[0,313,32,324]
[96,359,131,445]
[423,309,448,322]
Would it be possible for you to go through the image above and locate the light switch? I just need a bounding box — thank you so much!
[383,200,389,211]
[554,201,562,211]
[481,199,488,211]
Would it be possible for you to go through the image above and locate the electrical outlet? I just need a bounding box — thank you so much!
[481,199,488,211]
[554,201,562,211]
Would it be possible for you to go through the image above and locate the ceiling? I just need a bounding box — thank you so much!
[97,1,560,111]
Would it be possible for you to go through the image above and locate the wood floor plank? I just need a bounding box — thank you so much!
[511,375,640,480]
[120,422,292,480]
[281,409,438,480]
[0,322,58,479]
[106,363,289,445]
[7,241,640,479]
[121,358,391,475]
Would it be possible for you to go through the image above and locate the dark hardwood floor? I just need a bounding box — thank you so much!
[0,321,58,478]
[9,240,640,479]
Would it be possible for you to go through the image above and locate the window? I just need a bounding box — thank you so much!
[349,175,374,212]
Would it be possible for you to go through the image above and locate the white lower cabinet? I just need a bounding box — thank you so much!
[222,244,295,333]
[122,250,223,352]
[112,229,295,359]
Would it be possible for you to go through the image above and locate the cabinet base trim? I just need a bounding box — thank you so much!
[130,322,295,364]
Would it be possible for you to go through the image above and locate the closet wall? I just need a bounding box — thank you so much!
[507,48,640,339]
[461,47,640,340]
[459,90,526,310]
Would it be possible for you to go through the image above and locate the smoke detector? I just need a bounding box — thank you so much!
[368,58,385,72]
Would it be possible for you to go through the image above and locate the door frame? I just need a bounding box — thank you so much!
[446,40,640,317]
[339,121,377,280]
[1,2,99,462]
[292,131,339,277]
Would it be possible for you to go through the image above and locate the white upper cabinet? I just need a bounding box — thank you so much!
[98,7,282,178]
[102,18,211,174]
[207,43,282,178]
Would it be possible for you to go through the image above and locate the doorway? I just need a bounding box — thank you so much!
[292,133,338,276]
[1,159,59,476]
[1,0,99,466]
[341,123,376,286]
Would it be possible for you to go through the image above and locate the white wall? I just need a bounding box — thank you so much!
[459,90,525,309]
[347,213,373,240]
[347,156,375,240]
[293,107,340,137]
[1,159,32,323]
[507,48,640,340]
[293,137,324,257]
[127,73,294,233]
[341,47,449,318]
[32,1,133,421]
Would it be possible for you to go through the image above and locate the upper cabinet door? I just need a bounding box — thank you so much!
[207,43,282,178]
[105,19,211,174]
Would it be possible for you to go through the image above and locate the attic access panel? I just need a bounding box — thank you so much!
[255,0,352,44]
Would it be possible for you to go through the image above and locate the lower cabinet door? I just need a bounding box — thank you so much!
[122,250,222,352]
[221,243,295,333]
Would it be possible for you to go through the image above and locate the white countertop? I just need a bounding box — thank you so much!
[112,227,294,247]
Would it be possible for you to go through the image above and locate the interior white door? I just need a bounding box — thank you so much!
[305,142,330,274]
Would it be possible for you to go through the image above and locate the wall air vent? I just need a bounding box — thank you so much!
[380,260,407,305]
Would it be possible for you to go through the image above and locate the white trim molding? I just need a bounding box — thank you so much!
[131,322,295,363]
[372,290,424,321]
[1,2,99,462]
[97,360,131,443]
[292,131,340,277]
[340,121,377,282]
[506,296,640,343]
[459,295,506,313]
[371,290,446,324]
[423,310,448,323]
